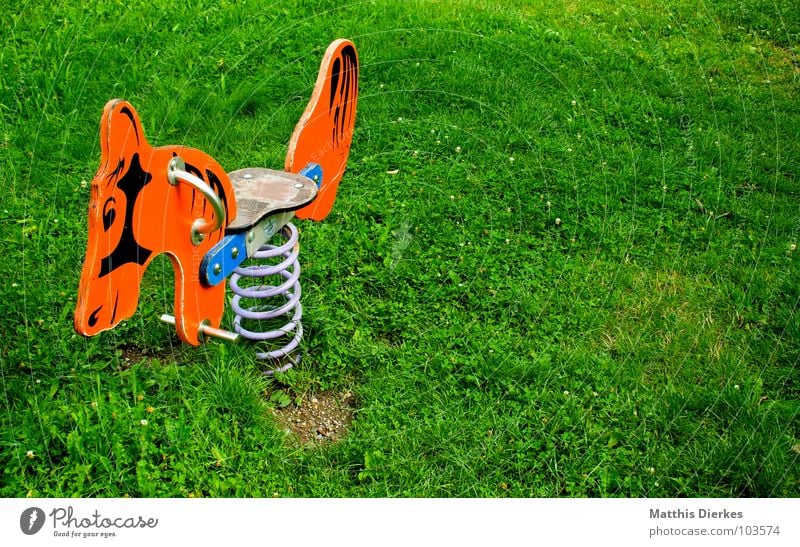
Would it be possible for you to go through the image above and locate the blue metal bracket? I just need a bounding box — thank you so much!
[200,232,248,286]
[300,163,323,188]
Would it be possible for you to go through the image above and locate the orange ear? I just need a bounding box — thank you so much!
[286,39,358,221]
[99,100,149,167]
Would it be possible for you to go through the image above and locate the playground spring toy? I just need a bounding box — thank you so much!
[73,39,358,373]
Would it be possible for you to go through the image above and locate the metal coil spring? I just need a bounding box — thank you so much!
[229,222,302,374]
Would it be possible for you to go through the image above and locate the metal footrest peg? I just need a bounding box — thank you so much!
[159,314,240,343]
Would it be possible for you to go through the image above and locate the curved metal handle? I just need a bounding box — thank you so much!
[167,156,225,244]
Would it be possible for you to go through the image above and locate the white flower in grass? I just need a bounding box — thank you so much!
[509,156,515,163]
[790,243,796,252]
[571,100,577,106]
[563,390,570,396]
[734,384,740,390]
[555,218,562,226]
[140,419,148,426]
[455,146,461,153]
[26,450,34,459]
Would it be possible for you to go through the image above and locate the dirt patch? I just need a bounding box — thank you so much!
[116,345,173,370]
[272,390,356,445]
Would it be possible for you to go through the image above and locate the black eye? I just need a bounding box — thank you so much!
[102,197,116,231]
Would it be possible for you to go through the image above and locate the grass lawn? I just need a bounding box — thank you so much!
[1,0,798,497]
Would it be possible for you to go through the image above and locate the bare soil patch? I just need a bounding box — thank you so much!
[272,390,356,444]
[117,345,174,370]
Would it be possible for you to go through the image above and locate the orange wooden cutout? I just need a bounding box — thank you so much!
[74,100,236,346]
[286,39,359,221]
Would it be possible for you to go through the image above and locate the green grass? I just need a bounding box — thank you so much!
[1,0,798,497]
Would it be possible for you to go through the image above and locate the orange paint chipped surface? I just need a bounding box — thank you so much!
[286,39,359,221]
[74,100,236,345]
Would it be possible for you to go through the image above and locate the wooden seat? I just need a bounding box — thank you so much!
[226,168,317,233]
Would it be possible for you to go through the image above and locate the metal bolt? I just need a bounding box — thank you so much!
[231,247,240,259]
[247,232,255,243]
[167,156,184,186]
[213,263,222,276]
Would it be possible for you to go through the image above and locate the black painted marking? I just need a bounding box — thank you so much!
[335,46,358,149]
[102,197,116,231]
[205,168,229,224]
[333,106,340,147]
[342,52,350,140]
[110,291,119,324]
[329,57,341,111]
[120,106,140,144]
[341,45,358,137]
[88,305,102,328]
[326,46,358,151]
[108,158,125,181]
[98,153,154,277]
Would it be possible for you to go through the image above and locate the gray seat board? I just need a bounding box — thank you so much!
[226,168,317,233]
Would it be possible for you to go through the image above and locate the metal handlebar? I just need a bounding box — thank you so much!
[167,156,225,245]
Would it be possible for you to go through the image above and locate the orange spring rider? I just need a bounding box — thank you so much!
[73,40,359,373]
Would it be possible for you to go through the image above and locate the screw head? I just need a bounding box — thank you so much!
[213,263,222,276]
[231,247,240,259]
